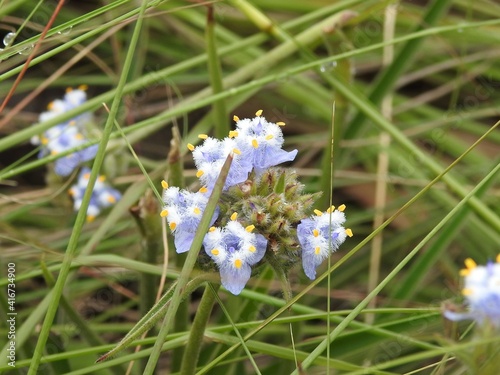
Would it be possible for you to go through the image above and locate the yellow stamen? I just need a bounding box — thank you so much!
[314,246,321,255]
[198,134,208,139]
[98,176,105,182]
[230,212,238,221]
[249,245,256,253]
[234,259,242,269]
[265,134,273,140]
[314,209,323,216]
[87,215,96,222]
[51,150,58,155]
[160,210,168,217]
[193,207,201,215]
[276,121,285,126]
[78,84,88,91]
[462,288,473,296]
[345,228,353,237]
[233,115,240,122]
[338,204,346,212]
[107,196,116,204]
[464,258,477,270]
[313,229,320,237]
[161,180,168,189]
[169,222,177,230]
[66,87,73,93]
[229,130,239,138]
[196,170,204,178]
[245,225,255,233]
[211,249,219,256]
[326,205,335,213]
[255,109,263,116]
[199,186,208,193]
[84,173,91,179]
[232,148,241,155]
[497,254,500,263]
[69,120,76,126]
[187,143,195,151]
[252,139,259,148]
[209,226,216,232]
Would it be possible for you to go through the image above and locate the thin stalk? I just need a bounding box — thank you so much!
[180,283,220,375]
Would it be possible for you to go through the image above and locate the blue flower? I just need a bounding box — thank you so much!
[69,167,122,222]
[297,205,352,280]
[31,86,96,176]
[232,110,297,173]
[161,183,219,253]
[444,256,500,327]
[203,218,268,295]
[190,136,253,192]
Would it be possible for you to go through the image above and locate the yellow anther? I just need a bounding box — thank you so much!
[68,188,75,197]
[98,176,106,182]
[464,258,477,270]
[249,245,256,253]
[196,170,204,178]
[160,210,168,217]
[497,254,500,263]
[107,196,116,204]
[199,186,208,193]
[232,148,241,155]
[265,134,273,140]
[50,150,58,155]
[245,225,255,233]
[459,268,470,277]
[169,222,177,230]
[233,115,240,122]
[314,246,321,255]
[187,143,195,151]
[161,180,168,189]
[211,249,219,256]
[338,204,346,212]
[462,288,473,296]
[326,206,335,214]
[345,228,353,237]
[230,212,238,221]
[252,139,259,148]
[198,134,208,139]
[234,259,242,269]
[276,121,285,126]
[87,215,96,223]
[48,101,54,110]
[84,173,91,179]
[314,209,323,216]
[313,229,320,237]
[209,226,216,232]
[69,120,76,126]
[255,109,263,116]
[66,87,73,93]
[229,130,239,138]
[193,207,201,215]
[41,137,48,145]
[78,84,88,91]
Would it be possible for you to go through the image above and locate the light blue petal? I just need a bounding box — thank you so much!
[174,230,195,254]
[220,263,252,295]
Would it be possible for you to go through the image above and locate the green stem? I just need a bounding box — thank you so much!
[180,283,220,375]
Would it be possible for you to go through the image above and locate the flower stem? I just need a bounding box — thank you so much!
[180,283,220,375]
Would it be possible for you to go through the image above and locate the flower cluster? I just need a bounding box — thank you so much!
[69,167,122,222]
[31,86,97,176]
[444,255,500,328]
[161,110,352,294]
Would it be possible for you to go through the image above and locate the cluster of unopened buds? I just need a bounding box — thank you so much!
[161,110,352,295]
[32,86,121,221]
[444,255,500,328]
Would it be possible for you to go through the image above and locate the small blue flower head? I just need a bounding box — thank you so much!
[69,167,122,222]
[189,136,253,192]
[31,86,96,176]
[232,110,298,173]
[161,182,219,253]
[297,205,353,280]
[444,256,500,328]
[203,217,268,295]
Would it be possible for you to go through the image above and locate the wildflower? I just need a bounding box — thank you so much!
[203,218,267,295]
[297,205,353,280]
[161,183,219,253]
[232,110,297,173]
[190,137,253,192]
[444,255,500,327]
[69,167,122,222]
[31,86,96,176]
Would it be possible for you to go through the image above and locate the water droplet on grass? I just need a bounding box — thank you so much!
[3,32,16,46]
[18,44,34,55]
[320,61,337,72]
[58,26,73,35]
